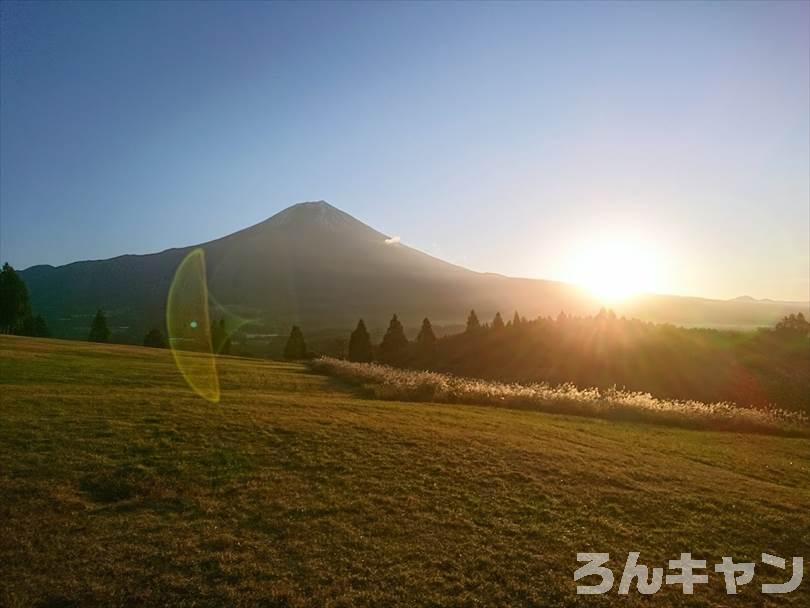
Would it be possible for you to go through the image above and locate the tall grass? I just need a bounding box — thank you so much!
[311,357,810,436]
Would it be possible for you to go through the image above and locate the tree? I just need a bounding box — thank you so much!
[20,314,50,338]
[466,310,481,334]
[416,317,437,355]
[0,263,31,333]
[211,319,223,353]
[33,314,50,337]
[37,315,50,337]
[88,309,111,342]
[211,318,231,354]
[220,320,232,355]
[143,328,167,348]
[348,319,373,362]
[512,311,521,328]
[775,313,810,337]
[379,314,408,362]
[492,312,505,331]
[283,325,308,360]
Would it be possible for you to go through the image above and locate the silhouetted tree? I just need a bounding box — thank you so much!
[210,320,220,352]
[33,314,50,337]
[348,319,373,362]
[221,320,232,355]
[20,314,50,338]
[284,325,307,360]
[211,319,223,353]
[416,317,437,355]
[466,310,481,334]
[210,318,230,354]
[492,312,505,331]
[143,328,167,348]
[0,263,31,333]
[512,311,521,328]
[88,309,111,342]
[379,314,408,362]
[775,313,810,337]
[213,319,232,354]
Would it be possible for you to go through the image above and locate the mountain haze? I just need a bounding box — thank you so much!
[20,201,809,342]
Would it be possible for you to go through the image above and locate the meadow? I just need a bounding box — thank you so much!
[1,336,809,607]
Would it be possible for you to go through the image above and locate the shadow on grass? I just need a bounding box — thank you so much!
[297,365,377,400]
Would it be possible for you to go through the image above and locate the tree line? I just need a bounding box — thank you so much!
[281,309,527,364]
[282,306,810,413]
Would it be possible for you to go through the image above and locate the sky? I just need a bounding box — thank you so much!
[1,0,808,301]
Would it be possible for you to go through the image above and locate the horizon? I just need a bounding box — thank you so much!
[12,198,810,306]
[1,1,809,302]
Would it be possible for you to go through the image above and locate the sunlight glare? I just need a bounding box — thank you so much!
[565,234,662,301]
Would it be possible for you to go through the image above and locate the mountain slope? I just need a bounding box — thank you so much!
[20,201,808,341]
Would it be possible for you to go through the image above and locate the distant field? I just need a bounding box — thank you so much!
[1,336,808,607]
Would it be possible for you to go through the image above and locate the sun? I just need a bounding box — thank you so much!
[565,235,661,302]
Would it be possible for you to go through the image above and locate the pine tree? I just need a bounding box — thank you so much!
[283,326,307,360]
[416,317,437,355]
[20,315,36,337]
[88,309,111,342]
[0,263,32,333]
[348,319,373,362]
[466,310,481,334]
[32,314,50,337]
[220,319,232,355]
[210,319,223,353]
[492,312,505,330]
[379,314,408,362]
[143,328,166,348]
[210,319,230,354]
[512,311,521,328]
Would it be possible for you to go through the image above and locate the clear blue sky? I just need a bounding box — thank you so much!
[1,1,808,301]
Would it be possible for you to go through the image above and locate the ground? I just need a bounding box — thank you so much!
[1,336,808,607]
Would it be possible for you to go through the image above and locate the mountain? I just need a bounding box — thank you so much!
[20,201,809,342]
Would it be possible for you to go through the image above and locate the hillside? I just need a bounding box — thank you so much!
[1,336,809,606]
[20,202,809,343]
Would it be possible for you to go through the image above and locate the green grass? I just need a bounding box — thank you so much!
[1,336,808,607]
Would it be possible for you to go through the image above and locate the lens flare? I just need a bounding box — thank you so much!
[166,248,220,403]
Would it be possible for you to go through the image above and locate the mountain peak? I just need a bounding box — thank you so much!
[271,200,342,220]
[262,200,381,238]
[289,200,332,210]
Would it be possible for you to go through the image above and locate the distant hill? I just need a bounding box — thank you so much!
[20,201,809,342]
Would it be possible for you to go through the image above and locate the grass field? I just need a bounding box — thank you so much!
[1,336,808,607]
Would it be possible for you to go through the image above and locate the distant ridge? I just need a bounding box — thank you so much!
[731,295,804,305]
[20,201,810,341]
